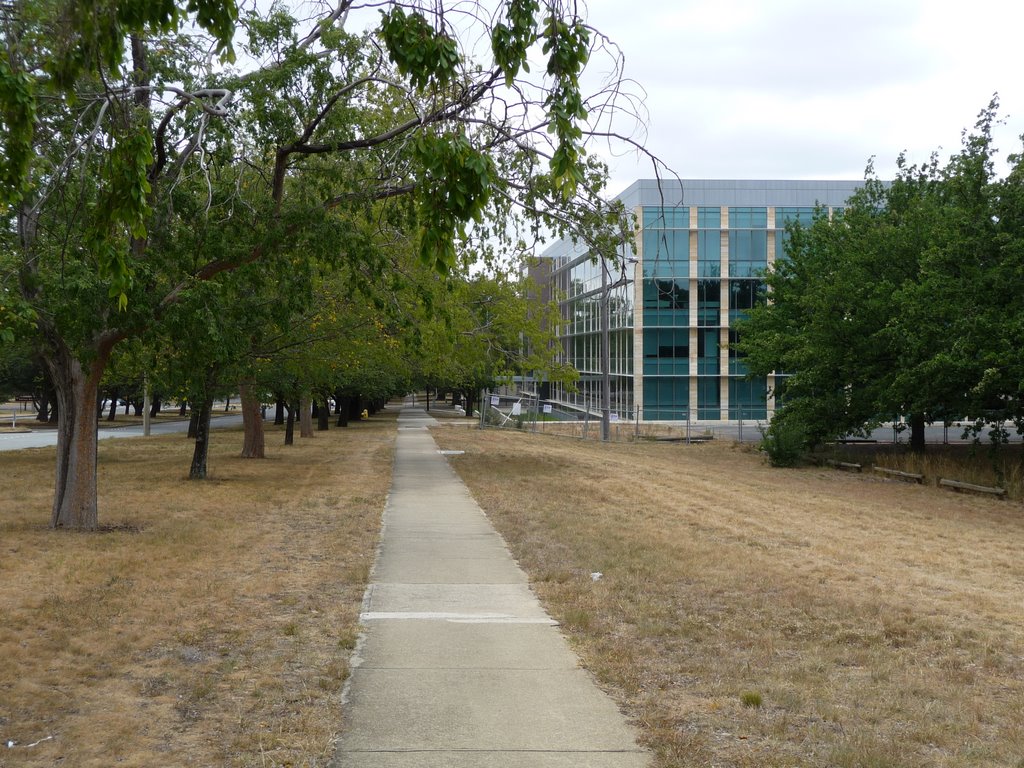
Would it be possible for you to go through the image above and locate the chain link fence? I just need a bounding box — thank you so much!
[478,391,769,443]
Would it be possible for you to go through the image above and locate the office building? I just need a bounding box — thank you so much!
[541,179,864,423]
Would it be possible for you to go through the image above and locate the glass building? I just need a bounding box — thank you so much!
[542,179,865,423]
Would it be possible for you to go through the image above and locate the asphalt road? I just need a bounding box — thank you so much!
[0,414,245,453]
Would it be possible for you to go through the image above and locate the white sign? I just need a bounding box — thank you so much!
[490,395,499,406]
[511,402,522,416]
[543,404,552,414]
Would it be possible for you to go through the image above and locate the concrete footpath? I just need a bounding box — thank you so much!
[331,405,649,767]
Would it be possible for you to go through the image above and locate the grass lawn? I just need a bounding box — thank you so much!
[432,426,1024,768]
[0,414,394,767]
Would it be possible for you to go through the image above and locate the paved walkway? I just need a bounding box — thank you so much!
[331,405,648,767]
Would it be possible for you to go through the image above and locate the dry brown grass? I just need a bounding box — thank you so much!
[0,415,394,767]
[830,443,1024,499]
[432,426,1024,768]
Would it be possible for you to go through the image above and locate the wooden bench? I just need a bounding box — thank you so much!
[938,478,1006,498]
[872,467,924,484]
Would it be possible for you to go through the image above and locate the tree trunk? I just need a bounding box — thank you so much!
[284,401,296,445]
[149,396,161,418]
[36,373,54,422]
[187,410,200,439]
[240,382,265,459]
[189,395,214,479]
[132,399,142,416]
[910,412,926,454]
[317,394,330,431]
[464,390,476,419]
[274,394,285,425]
[179,400,188,417]
[299,395,314,438]
[45,341,116,530]
[224,396,231,412]
[336,395,351,427]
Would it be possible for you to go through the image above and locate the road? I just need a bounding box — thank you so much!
[0,414,245,453]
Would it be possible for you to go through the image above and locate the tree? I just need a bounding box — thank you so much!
[2,0,649,528]
[415,267,575,416]
[738,100,1024,453]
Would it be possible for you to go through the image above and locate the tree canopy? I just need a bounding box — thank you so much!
[737,100,1024,454]
[1,0,650,528]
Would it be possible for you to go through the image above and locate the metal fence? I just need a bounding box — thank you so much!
[478,392,771,443]
[477,392,1024,446]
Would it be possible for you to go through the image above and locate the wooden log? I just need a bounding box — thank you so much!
[938,478,1006,497]
[872,466,924,484]
[826,459,862,472]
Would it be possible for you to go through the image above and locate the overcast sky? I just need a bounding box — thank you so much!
[578,0,1024,195]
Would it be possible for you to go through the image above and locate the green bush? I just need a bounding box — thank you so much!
[760,415,808,467]
[740,690,763,708]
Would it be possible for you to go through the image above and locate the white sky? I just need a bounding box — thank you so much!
[579,0,1024,195]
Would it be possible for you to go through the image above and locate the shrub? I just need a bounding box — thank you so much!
[760,415,808,467]
[740,690,763,708]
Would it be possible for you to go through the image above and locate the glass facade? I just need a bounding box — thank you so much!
[544,181,861,423]
[551,249,635,420]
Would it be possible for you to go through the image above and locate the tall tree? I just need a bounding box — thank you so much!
[738,101,1024,453]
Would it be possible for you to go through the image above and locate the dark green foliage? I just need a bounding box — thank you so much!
[413,132,495,273]
[379,8,460,91]
[738,98,1024,453]
[491,0,540,86]
[759,415,808,468]
[0,62,36,206]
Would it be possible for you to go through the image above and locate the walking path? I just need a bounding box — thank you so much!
[331,404,648,767]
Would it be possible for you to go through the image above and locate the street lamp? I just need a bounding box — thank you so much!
[600,253,638,442]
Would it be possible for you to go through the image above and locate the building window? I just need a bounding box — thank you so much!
[729,376,767,420]
[642,206,689,228]
[697,377,720,420]
[728,207,767,228]
[643,328,690,376]
[728,279,763,322]
[697,207,721,228]
[643,230,689,278]
[643,377,689,420]
[697,329,719,375]
[697,279,721,327]
[697,230,720,277]
[728,230,767,276]
[774,206,817,261]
